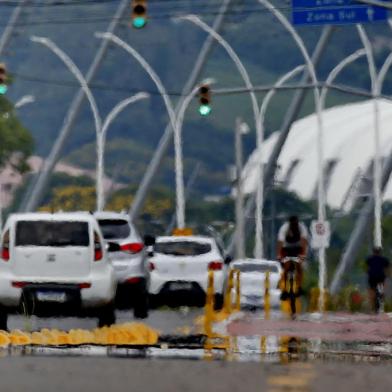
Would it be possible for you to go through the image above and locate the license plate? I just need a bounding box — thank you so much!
[170,282,193,291]
[36,291,67,303]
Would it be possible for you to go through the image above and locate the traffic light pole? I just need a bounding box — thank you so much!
[0,0,27,57]
[129,0,233,221]
[22,0,130,212]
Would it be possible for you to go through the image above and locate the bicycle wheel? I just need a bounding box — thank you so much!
[288,274,296,316]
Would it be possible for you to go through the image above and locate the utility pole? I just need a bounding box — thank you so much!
[129,0,233,221]
[23,0,130,212]
[235,117,248,260]
[226,26,335,255]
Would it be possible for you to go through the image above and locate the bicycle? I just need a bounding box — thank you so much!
[281,256,302,317]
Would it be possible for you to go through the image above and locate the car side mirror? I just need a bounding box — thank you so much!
[224,255,233,265]
[107,242,121,252]
[144,234,156,247]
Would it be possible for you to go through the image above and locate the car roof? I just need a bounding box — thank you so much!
[155,235,216,244]
[93,211,131,221]
[7,212,97,223]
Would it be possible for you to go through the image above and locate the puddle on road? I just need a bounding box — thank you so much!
[0,310,391,364]
[0,332,391,364]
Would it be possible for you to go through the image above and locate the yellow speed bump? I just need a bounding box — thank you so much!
[10,330,31,346]
[0,323,159,347]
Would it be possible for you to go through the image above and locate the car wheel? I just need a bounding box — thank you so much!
[0,306,8,331]
[214,294,224,311]
[97,303,116,327]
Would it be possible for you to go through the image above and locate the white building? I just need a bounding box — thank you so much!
[242,99,392,211]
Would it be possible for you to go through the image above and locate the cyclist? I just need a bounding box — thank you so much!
[277,215,309,300]
[366,247,390,311]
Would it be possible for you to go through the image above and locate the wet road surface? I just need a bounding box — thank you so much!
[0,357,392,392]
[1,309,392,391]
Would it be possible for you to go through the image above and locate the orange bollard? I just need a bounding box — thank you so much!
[204,269,215,338]
[223,269,235,314]
[264,271,271,318]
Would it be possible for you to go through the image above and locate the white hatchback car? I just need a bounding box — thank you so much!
[146,235,226,307]
[94,211,148,318]
[0,212,116,330]
[229,259,282,309]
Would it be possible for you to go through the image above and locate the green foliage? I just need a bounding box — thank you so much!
[0,96,33,173]
[9,172,94,214]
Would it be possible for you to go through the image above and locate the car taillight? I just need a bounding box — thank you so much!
[94,246,103,261]
[148,262,156,271]
[120,242,144,254]
[1,247,9,261]
[125,277,141,284]
[1,229,10,261]
[12,281,28,288]
[78,282,91,289]
[208,261,223,271]
[94,232,103,261]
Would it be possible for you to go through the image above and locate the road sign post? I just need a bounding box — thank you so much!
[292,0,388,25]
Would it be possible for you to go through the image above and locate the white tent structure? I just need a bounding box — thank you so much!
[242,99,392,211]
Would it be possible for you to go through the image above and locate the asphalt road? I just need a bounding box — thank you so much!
[0,357,391,392]
[2,309,392,391]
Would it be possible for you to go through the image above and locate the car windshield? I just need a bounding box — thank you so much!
[233,263,279,273]
[98,219,131,240]
[154,241,212,256]
[15,221,90,247]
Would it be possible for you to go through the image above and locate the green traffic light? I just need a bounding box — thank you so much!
[198,104,212,116]
[0,85,7,95]
[133,17,147,29]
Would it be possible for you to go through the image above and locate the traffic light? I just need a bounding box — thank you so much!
[0,63,7,95]
[198,84,211,116]
[131,0,147,29]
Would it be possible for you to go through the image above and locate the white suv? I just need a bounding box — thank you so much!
[94,211,148,318]
[0,212,116,330]
[147,235,226,308]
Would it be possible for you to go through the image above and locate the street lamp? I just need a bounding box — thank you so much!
[316,48,366,312]
[257,0,327,312]
[95,32,185,228]
[31,35,148,212]
[254,65,305,260]
[175,14,261,159]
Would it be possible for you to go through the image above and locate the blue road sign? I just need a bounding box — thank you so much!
[292,0,388,25]
[293,1,363,7]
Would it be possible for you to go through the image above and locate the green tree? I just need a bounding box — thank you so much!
[0,96,33,173]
